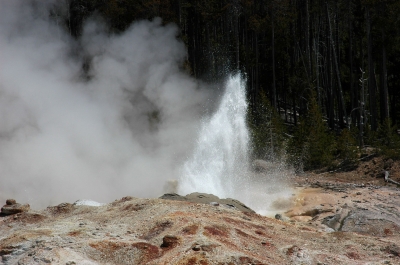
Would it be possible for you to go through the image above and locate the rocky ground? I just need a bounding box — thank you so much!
[1,156,400,265]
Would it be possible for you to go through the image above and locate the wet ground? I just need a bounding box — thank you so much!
[277,157,398,237]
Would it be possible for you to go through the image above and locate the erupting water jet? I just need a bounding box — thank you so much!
[178,74,250,199]
[179,74,294,215]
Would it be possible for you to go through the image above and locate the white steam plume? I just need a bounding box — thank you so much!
[0,0,214,208]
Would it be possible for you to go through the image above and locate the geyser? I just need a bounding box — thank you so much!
[0,0,293,214]
[179,74,294,215]
[178,74,250,198]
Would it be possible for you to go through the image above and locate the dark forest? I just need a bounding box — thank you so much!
[60,0,400,170]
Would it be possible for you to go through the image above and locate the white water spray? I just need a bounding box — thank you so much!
[178,74,250,199]
[178,74,295,215]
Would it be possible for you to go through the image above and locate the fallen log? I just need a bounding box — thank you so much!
[384,171,400,185]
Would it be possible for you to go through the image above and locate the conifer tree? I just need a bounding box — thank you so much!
[249,93,286,160]
[336,128,358,166]
[376,118,400,159]
[288,91,335,171]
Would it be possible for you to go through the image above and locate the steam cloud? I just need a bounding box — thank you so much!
[0,0,215,208]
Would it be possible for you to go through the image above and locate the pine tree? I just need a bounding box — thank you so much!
[376,118,400,159]
[249,93,286,160]
[288,91,335,171]
[336,128,358,166]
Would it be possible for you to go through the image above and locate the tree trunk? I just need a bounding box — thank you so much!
[359,69,366,148]
[305,0,311,75]
[255,32,259,97]
[272,17,277,109]
[366,8,377,130]
[349,1,357,126]
[381,29,389,121]
[326,1,347,128]
[327,35,335,129]
[314,36,320,107]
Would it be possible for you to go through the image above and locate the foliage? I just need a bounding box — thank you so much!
[363,123,378,147]
[336,128,359,165]
[288,92,335,171]
[58,0,400,167]
[286,116,308,172]
[248,93,286,160]
[376,118,400,159]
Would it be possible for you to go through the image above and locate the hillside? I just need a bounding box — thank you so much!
[1,157,400,265]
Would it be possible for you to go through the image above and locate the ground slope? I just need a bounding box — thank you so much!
[1,156,400,265]
[0,193,399,264]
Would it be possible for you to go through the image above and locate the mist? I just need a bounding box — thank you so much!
[0,0,216,208]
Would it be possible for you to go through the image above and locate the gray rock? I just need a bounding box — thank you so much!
[185,192,220,203]
[341,210,400,236]
[274,214,289,222]
[160,192,255,213]
[1,203,30,215]
[159,193,187,201]
[322,207,350,231]
[323,205,400,236]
